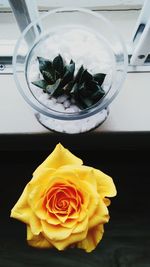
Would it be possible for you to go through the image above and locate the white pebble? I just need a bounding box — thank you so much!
[52,97,57,104]
[56,94,69,104]
[39,93,49,103]
[45,99,55,109]
[54,103,65,112]
[63,99,71,109]
[69,104,80,112]
[65,107,75,113]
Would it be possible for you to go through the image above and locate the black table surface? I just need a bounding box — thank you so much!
[0,148,150,267]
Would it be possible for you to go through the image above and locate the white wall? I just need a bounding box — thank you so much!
[0,0,144,10]
[37,0,144,9]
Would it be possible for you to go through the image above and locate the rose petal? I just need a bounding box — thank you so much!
[94,169,117,197]
[81,181,99,218]
[10,185,30,224]
[78,208,88,222]
[27,226,51,248]
[55,213,68,223]
[72,216,88,234]
[61,218,77,229]
[34,197,47,220]
[54,165,97,191]
[41,220,73,241]
[88,199,109,229]
[49,227,88,251]
[33,144,83,176]
[45,212,60,225]
[77,224,104,252]
[29,213,42,235]
[103,198,111,206]
[28,168,55,207]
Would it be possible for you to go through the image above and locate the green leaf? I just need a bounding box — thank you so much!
[85,80,99,92]
[91,86,105,101]
[65,81,74,94]
[82,97,93,108]
[77,95,93,109]
[81,69,93,83]
[42,70,55,83]
[46,79,61,96]
[37,57,52,73]
[60,61,75,87]
[53,54,64,77]
[79,84,91,97]
[32,80,48,91]
[70,83,79,96]
[74,65,84,84]
[93,73,106,86]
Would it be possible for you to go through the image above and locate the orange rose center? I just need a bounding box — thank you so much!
[43,183,83,221]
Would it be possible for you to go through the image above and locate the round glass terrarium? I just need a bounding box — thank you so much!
[13,7,128,134]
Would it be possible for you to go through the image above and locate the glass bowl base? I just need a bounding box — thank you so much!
[35,108,109,134]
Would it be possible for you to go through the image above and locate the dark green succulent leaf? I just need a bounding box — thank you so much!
[32,79,48,90]
[91,86,105,101]
[93,73,106,86]
[37,57,52,73]
[65,81,74,94]
[85,79,99,92]
[70,83,79,96]
[80,85,92,97]
[81,69,93,83]
[55,70,60,80]
[77,95,93,109]
[60,62,75,87]
[74,65,84,84]
[46,78,61,96]
[32,80,48,89]
[82,97,93,108]
[67,61,75,73]
[70,59,74,64]
[42,70,55,84]
[53,54,64,77]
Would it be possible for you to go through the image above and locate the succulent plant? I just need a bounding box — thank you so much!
[32,54,106,110]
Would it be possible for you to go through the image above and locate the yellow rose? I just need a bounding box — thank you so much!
[10,143,116,252]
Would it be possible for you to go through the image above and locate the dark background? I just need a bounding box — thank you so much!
[0,133,150,266]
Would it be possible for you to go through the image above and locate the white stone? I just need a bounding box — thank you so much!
[52,97,57,104]
[63,99,71,109]
[38,93,49,103]
[56,94,69,104]
[69,104,80,112]
[65,107,75,113]
[45,99,55,109]
[54,103,65,112]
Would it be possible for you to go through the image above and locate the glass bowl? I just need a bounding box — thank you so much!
[13,7,128,134]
